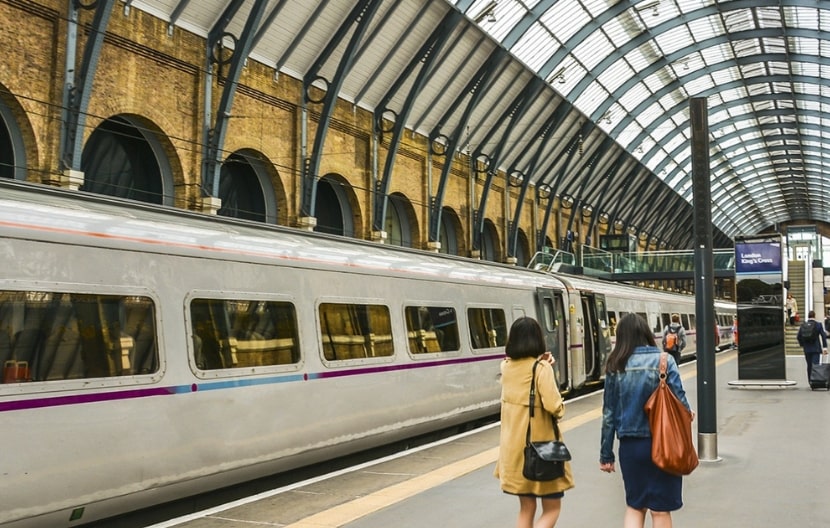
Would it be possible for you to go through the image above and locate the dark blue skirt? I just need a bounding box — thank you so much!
[618,437,683,511]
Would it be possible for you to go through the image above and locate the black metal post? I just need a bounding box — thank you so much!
[690,97,718,461]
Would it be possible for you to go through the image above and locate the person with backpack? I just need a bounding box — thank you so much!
[661,313,687,365]
[796,310,828,382]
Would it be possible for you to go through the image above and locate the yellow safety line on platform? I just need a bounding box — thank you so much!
[283,351,736,528]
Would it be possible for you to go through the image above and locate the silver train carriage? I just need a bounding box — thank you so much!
[0,180,733,527]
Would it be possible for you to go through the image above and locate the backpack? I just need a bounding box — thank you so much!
[800,320,819,344]
[664,325,680,353]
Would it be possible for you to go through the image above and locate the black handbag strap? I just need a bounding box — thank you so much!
[526,359,561,446]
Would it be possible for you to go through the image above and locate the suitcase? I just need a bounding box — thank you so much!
[809,357,830,390]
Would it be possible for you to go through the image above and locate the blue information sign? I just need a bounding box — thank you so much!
[735,240,782,273]
[733,235,787,381]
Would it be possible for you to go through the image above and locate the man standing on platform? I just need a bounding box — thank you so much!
[796,310,828,383]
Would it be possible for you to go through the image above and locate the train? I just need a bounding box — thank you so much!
[0,179,734,527]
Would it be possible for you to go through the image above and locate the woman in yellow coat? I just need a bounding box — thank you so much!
[495,317,574,528]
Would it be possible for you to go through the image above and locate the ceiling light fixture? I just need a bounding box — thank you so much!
[473,1,499,24]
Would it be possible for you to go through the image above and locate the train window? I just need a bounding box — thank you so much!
[190,298,300,370]
[661,313,671,328]
[319,303,393,360]
[653,316,662,334]
[540,297,557,332]
[0,290,159,383]
[608,311,617,336]
[404,306,460,354]
[467,307,507,349]
[595,297,608,329]
[688,314,696,329]
[682,314,691,330]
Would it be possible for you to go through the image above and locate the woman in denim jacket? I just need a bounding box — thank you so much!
[599,313,693,528]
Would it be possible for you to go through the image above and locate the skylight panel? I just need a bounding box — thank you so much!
[512,23,561,71]
[685,14,722,42]
[700,42,734,66]
[792,60,820,77]
[684,74,715,96]
[583,0,614,18]
[654,25,693,56]
[663,133,686,155]
[619,82,649,112]
[723,8,757,32]
[657,92,685,113]
[602,16,637,48]
[598,60,636,94]
[792,37,819,55]
[485,0,527,41]
[542,1,590,43]
[785,6,820,31]
[756,7,783,28]
[625,45,656,73]
[572,31,614,71]
[575,82,611,115]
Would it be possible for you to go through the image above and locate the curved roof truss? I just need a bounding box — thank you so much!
[125,0,830,249]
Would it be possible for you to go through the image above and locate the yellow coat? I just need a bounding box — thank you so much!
[494,357,575,495]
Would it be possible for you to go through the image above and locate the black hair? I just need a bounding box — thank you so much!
[505,316,546,359]
[605,312,656,373]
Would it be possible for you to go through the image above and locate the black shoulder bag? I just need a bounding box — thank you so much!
[522,360,571,481]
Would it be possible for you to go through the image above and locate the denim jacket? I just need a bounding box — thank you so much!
[599,346,691,464]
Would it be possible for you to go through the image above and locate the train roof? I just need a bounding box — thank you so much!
[0,179,568,291]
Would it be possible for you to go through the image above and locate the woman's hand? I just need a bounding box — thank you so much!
[538,351,555,365]
[599,462,615,473]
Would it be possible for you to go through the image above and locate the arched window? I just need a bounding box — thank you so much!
[438,207,462,255]
[384,193,416,247]
[515,228,530,267]
[0,115,14,179]
[81,116,173,205]
[315,175,355,237]
[481,219,501,262]
[218,151,277,223]
[0,92,27,180]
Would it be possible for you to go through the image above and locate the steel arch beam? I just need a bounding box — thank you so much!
[471,77,546,252]
[299,0,384,219]
[371,10,463,234]
[427,49,509,244]
[201,0,270,198]
[504,100,571,258]
[60,0,117,172]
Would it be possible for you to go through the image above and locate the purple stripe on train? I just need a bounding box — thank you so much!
[0,353,505,412]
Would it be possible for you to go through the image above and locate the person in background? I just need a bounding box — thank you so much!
[786,293,798,325]
[731,316,738,349]
[600,313,693,528]
[661,313,686,365]
[495,317,574,528]
[796,310,828,382]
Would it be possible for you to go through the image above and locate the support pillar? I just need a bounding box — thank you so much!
[297,216,317,232]
[199,196,222,215]
[59,169,84,190]
[371,230,388,244]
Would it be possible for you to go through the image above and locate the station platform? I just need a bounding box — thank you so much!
[153,349,830,528]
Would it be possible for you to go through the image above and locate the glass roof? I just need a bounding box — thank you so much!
[453,0,830,236]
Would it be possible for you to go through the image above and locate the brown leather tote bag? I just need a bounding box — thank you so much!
[643,352,699,476]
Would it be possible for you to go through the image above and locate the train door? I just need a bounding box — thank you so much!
[581,293,611,382]
[534,288,568,391]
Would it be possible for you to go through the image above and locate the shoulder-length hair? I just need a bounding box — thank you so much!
[505,317,545,359]
[605,312,656,373]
